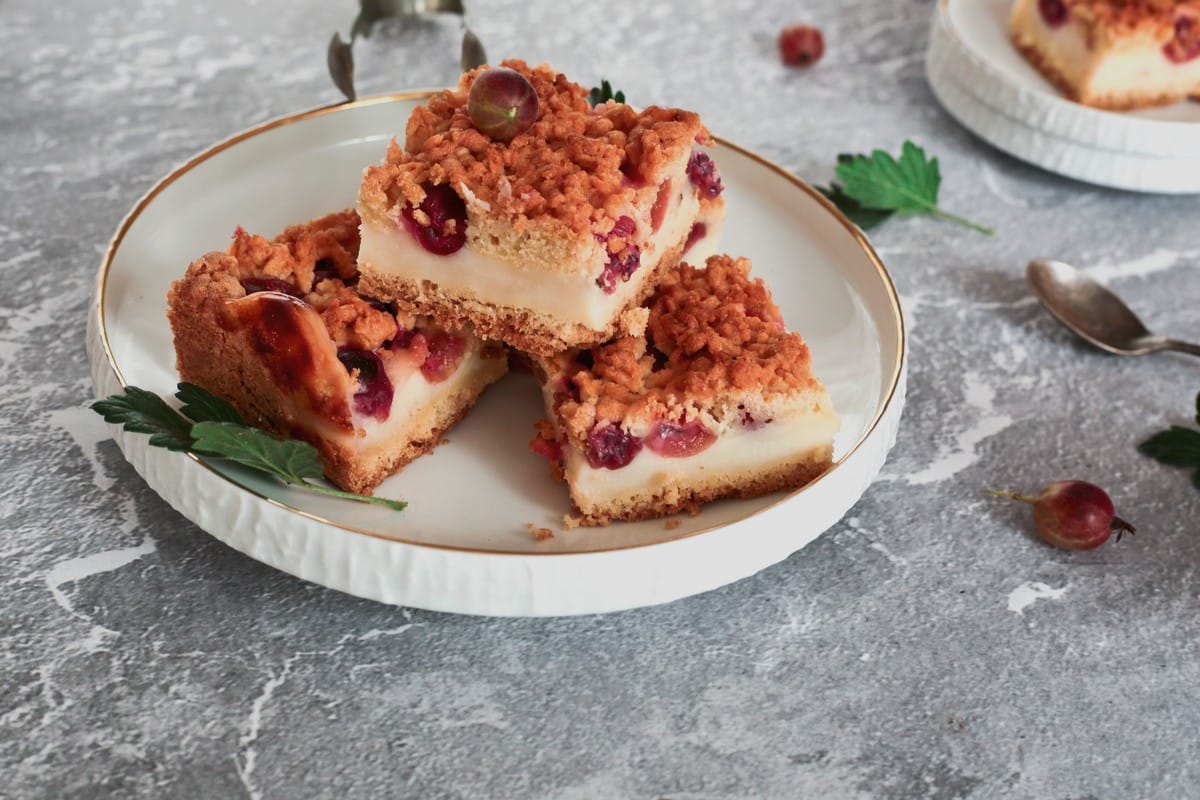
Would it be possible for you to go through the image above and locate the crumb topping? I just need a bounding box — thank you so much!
[1066,0,1198,38]
[229,209,360,292]
[545,255,824,443]
[360,60,709,237]
[218,209,404,351]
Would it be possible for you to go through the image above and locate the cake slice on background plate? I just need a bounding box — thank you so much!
[528,254,839,527]
[167,209,507,495]
[1011,0,1200,110]
[357,59,726,357]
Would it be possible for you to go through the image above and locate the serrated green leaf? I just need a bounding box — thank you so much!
[190,421,325,484]
[833,140,993,235]
[192,420,407,511]
[836,141,940,215]
[95,383,408,512]
[1137,426,1200,467]
[91,386,194,452]
[176,383,245,425]
[588,80,625,107]
[817,183,895,231]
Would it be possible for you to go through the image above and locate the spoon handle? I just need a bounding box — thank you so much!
[1163,339,1200,358]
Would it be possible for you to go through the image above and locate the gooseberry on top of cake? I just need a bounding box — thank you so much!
[357,59,727,357]
[1011,0,1200,109]
[528,254,839,526]
[167,209,507,495]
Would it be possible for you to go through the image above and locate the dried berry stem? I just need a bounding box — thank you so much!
[985,488,1038,505]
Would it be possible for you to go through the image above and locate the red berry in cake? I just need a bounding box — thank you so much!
[738,406,773,429]
[1037,0,1069,28]
[240,277,302,297]
[988,481,1135,551]
[595,216,642,293]
[467,67,539,142]
[400,182,468,256]
[419,330,466,383]
[686,151,723,200]
[682,222,707,255]
[388,326,416,350]
[645,419,716,458]
[1165,15,1200,63]
[778,24,825,67]
[313,257,339,284]
[585,422,643,469]
[650,179,673,233]
[337,347,394,421]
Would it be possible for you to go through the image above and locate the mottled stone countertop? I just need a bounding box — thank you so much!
[5,0,1200,797]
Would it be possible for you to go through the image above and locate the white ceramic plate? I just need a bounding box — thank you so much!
[927,0,1200,193]
[87,94,906,617]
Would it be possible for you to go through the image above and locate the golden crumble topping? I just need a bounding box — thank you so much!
[360,59,709,237]
[229,209,360,292]
[545,255,824,442]
[214,209,402,351]
[1067,0,1198,38]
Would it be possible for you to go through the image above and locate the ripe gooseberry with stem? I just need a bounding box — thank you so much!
[778,24,825,67]
[987,480,1135,551]
[467,67,539,142]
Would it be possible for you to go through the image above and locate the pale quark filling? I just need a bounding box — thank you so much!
[563,407,841,508]
[358,166,702,332]
[336,338,503,457]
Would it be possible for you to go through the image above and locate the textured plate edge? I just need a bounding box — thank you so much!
[927,11,1200,194]
[933,0,1200,160]
[85,95,909,616]
[90,302,908,616]
[936,0,1200,148]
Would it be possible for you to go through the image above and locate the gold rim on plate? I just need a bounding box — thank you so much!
[94,92,906,556]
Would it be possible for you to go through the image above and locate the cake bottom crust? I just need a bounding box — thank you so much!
[1012,35,1200,111]
[566,446,834,527]
[358,234,689,357]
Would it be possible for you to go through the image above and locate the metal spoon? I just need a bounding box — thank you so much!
[1026,258,1200,358]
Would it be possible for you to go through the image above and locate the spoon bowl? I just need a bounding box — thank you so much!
[1026,259,1200,358]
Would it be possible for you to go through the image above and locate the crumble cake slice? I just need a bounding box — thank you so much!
[357,59,727,357]
[167,209,508,495]
[528,254,839,526]
[1011,0,1200,109]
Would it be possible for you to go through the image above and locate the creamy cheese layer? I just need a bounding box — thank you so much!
[358,168,703,332]
[344,337,502,456]
[563,407,840,507]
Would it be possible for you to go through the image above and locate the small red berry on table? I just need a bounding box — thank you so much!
[779,24,825,67]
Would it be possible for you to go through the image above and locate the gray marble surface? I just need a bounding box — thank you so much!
[4,0,1200,797]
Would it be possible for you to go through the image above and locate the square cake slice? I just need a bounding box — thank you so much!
[357,59,727,357]
[167,210,508,495]
[528,254,839,526]
[1011,0,1200,109]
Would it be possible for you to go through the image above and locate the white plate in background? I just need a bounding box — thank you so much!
[88,94,906,616]
[927,0,1200,193]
